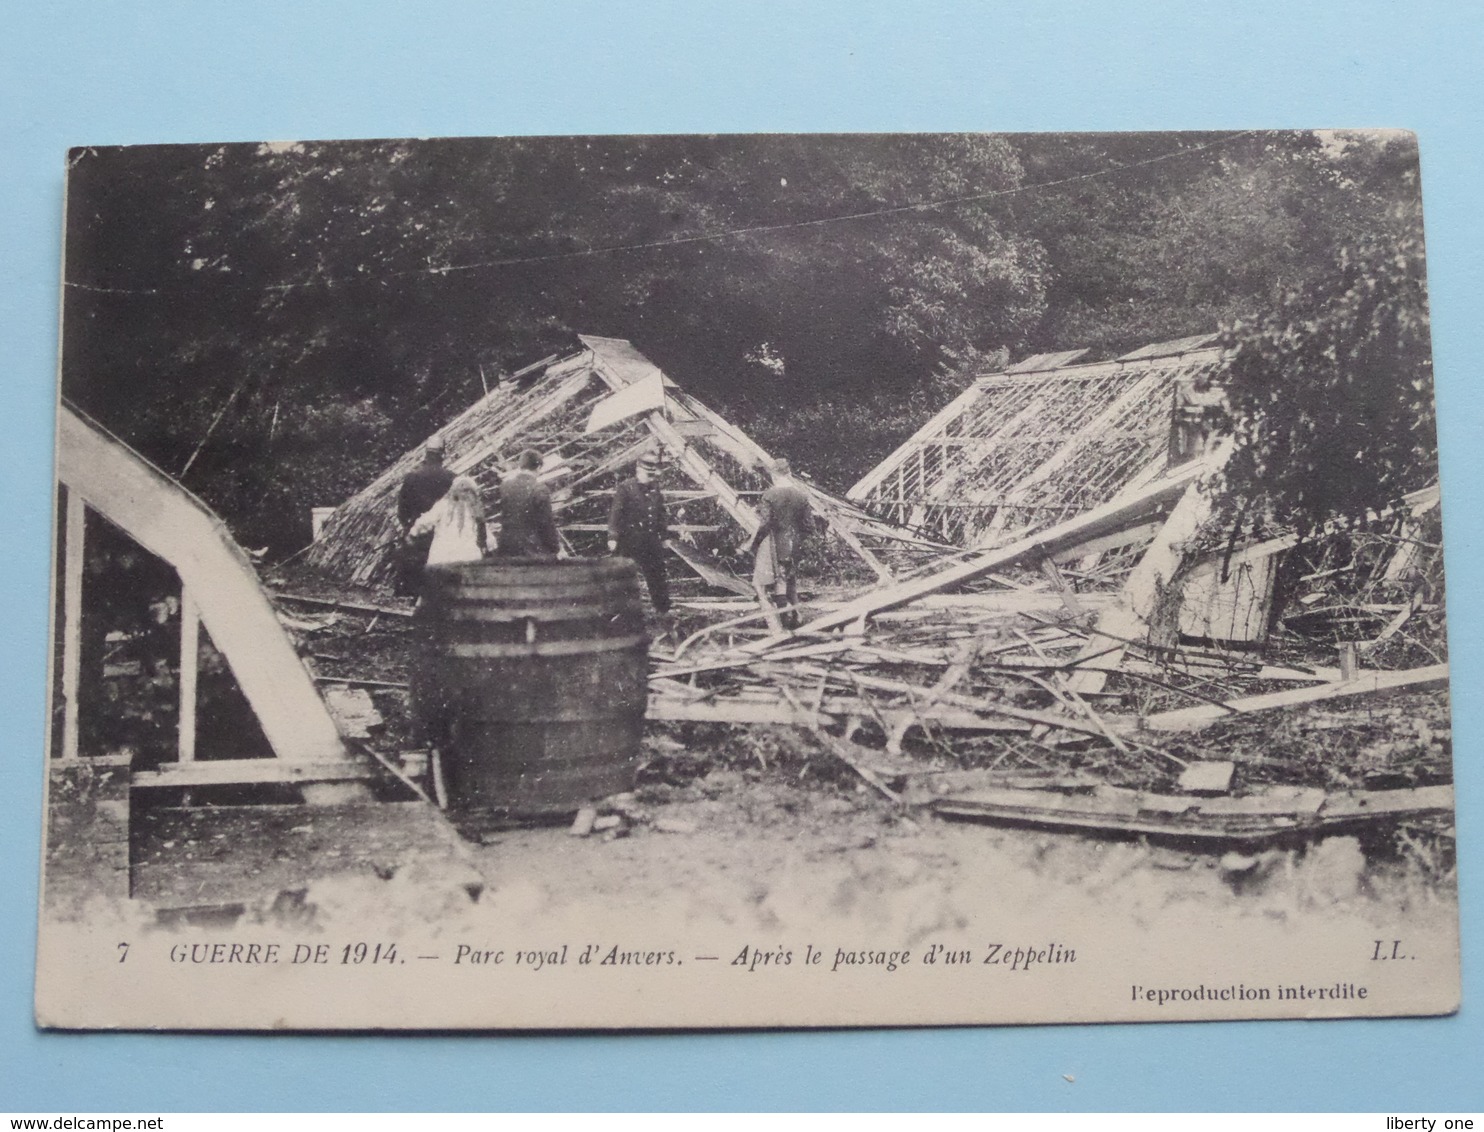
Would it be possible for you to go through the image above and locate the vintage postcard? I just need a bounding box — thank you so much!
[37,131,1459,1030]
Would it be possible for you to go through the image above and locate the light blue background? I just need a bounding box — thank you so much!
[3,0,1481,1112]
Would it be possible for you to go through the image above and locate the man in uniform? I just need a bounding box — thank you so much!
[396,436,455,596]
[608,447,673,617]
[497,448,562,557]
[745,458,813,631]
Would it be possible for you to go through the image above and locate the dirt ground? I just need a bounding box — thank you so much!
[105,559,1456,943]
[33,695,1451,1032]
[50,562,1455,1010]
[117,698,1456,949]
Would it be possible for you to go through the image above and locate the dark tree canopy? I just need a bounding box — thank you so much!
[1217,196,1434,534]
[59,130,1431,550]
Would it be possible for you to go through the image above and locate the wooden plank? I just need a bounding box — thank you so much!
[1003,348,1092,373]
[1120,658,1339,684]
[1191,787,1326,815]
[577,335,668,388]
[274,592,415,618]
[561,523,721,533]
[816,668,1111,740]
[647,692,1027,733]
[1064,442,1233,694]
[178,587,199,763]
[779,687,901,803]
[1177,760,1235,794]
[60,487,85,762]
[665,540,756,597]
[513,353,562,381]
[1116,334,1219,361]
[1131,663,1450,734]
[1039,558,1086,618]
[933,782,1452,846]
[1319,784,1454,819]
[314,675,409,690]
[644,410,762,534]
[1049,521,1163,565]
[131,758,378,789]
[654,639,857,681]
[670,591,1111,619]
[1362,594,1424,653]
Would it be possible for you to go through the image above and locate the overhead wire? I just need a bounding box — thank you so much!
[65,131,1259,297]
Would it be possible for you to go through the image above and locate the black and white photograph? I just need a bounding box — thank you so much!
[37,131,1459,1030]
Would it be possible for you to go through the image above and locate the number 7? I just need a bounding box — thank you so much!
[117,942,129,963]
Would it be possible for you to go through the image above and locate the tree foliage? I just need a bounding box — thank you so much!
[58,131,1432,549]
[1003,130,1425,356]
[1217,195,1435,534]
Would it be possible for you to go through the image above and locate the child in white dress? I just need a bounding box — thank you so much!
[409,474,487,566]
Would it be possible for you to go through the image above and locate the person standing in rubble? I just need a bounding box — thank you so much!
[396,436,456,596]
[608,447,674,621]
[405,472,486,768]
[408,474,488,566]
[744,457,813,631]
[497,448,562,557]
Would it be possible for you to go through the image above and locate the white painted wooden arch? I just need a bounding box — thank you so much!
[56,405,347,768]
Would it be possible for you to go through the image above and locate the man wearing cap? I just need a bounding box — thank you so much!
[396,437,456,596]
[497,448,562,557]
[608,448,673,616]
[745,458,813,631]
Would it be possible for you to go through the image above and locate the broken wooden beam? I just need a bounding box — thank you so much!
[1039,557,1087,619]
[131,758,379,789]
[1130,663,1449,734]
[750,453,1216,648]
[1063,443,1233,694]
[933,782,1453,847]
[779,687,901,803]
[833,668,1119,741]
[1048,521,1163,564]
[312,675,410,690]
[1119,657,1340,684]
[646,691,1027,734]
[275,592,416,618]
[666,539,756,597]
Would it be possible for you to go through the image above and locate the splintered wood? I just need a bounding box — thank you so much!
[647,459,1451,843]
[307,336,945,591]
[299,331,1449,847]
[847,337,1223,547]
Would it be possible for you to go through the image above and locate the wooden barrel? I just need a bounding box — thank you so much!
[419,558,648,817]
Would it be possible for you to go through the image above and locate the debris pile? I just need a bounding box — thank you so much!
[308,336,944,593]
[286,333,1453,862]
[848,334,1223,547]
[642,462,1451,852]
